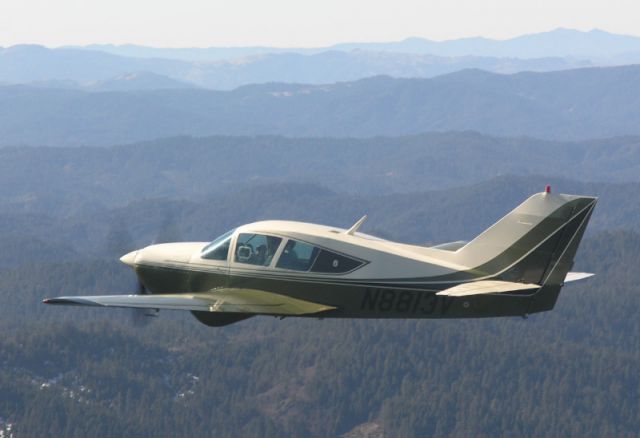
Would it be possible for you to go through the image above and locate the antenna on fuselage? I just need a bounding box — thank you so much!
[345,215,367,236]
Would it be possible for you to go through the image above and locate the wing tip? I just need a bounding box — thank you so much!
[42,297,97,306]
[43,297,71,305]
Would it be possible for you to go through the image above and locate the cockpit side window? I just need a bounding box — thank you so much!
[235,233,282,266]
[201,229,235,261]
[276,240,320,271]
[275,239,365,273]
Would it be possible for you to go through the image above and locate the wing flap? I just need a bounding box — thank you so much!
[44,289,336,316]
[435,280,540,297]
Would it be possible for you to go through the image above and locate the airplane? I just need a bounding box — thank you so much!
[44,187,597,327]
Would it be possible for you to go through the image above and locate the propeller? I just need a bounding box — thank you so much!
[107,210,182,326]
[131,278,158,326]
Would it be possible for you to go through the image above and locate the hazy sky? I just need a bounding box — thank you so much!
[1,0,638,47]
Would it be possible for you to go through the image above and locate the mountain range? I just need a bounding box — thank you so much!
[2,29,640,91]
[0,44,590,90]
[1,65,639,146]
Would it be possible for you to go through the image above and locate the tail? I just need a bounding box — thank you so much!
[455,189,597,313]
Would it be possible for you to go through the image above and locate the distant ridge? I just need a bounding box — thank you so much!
[28,72,195,91]
[331,28,640,58]
[87,72,195,91]
[0,64,638,145]
[74,28,640,60]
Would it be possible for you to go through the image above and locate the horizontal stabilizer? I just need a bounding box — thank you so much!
[564,272,595,283]
[435,280,540,297]
[44,289,336,316]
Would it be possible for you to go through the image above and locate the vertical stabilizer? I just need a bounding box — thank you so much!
[455,191,597,286]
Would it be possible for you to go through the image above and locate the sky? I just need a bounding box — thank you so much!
[0,0,639,47]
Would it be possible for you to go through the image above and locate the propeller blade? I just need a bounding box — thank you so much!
[130,280,157,325]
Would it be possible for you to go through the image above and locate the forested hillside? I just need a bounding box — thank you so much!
[0,193,638,437]
[1,133,639,214]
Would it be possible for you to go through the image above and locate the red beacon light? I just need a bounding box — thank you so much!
[545,185,551,194]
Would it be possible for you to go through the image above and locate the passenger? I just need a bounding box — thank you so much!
[265,236,281,265]
[255,244,267,265]
[278,242,299,269]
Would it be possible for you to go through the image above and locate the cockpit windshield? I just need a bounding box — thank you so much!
[201,229,235,260]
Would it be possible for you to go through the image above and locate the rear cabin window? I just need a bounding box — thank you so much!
[276,239,364,273]
[311,249,363,273]
[235,233,282,266]
[276,240,320,271]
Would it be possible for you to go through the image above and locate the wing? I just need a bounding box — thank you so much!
[43,289,336,316]
[435,280,540,297]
